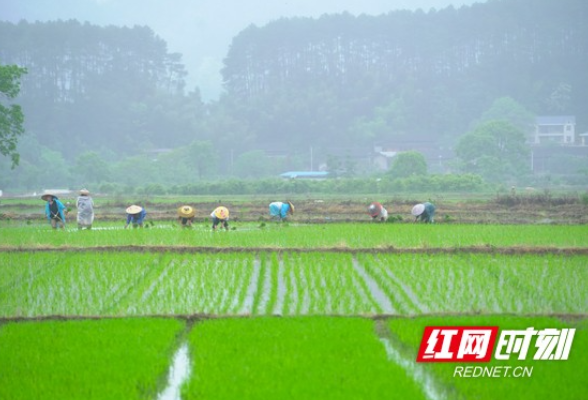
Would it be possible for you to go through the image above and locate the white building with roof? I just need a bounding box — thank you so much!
[533,116,576,145]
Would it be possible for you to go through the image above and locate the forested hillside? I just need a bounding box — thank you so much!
[0,0,586,191]
[223,0,587,151]
[0,20,206,158]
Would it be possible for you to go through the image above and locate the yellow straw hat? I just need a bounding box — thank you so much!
[126,205,143,214]
[178,205,195,218]
[287,201,294,214]
[214,206,229,219]
[80,189,90,196]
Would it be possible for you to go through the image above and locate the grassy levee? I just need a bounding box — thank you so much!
[388,316,588,400]
[182,317,427,400]
[2,222,588,250]
[0,318,185,400]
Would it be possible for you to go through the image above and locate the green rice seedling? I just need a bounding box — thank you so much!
[0,318,185,400]
[3,223,588,249]
[0,252,157,317]
[265,253,280,314]
[281,252,296,316]
[183,317,426,400]
[357,253,419,315]
[251,253,268,315]
[279,253,383,315]
[348,256,384,314]
[362,253,588,315]
[3,251,586,318]
[126,253,255,316]
[230,256,255,314]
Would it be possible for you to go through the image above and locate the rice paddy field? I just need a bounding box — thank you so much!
[1,196,587,399]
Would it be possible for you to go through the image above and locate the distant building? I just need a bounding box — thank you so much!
[533,116,576,145]
[373,146,397,170]
[372,143,453,174]
[280,171,330,179]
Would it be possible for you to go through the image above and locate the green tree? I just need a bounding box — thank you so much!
[0,63,27,168]
[478,97,534,133]
[234,150,273,179]
[349,96,408,143]
[455,120,530,183]
[185,140,218,180]
[72,151,111,185]
[388,151,427,179]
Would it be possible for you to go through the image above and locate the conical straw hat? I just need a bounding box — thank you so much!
[126,205,143,214]
[411,204,425,216]
[41,192,58,201]
[178,205,195,218]
[214,206,229,219]
[368,202,382,217]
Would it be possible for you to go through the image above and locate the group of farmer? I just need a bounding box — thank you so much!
[41,190,298,230]
[368,201,436,223]
[42,190,433,230]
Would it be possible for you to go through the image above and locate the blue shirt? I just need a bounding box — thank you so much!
[269,202,290,219]
[126,209,147,224]
[45,198,66,223]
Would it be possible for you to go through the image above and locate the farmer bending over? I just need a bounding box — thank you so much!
[368,202,388,222]
[125,205,147,228]
[412,202,436,223]
[42,193,67,229]
[269,201,294,221]
[177,205,195,228]
[211,206,230,231]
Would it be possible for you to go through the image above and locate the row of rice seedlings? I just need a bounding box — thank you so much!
[279,253,381,315]
[264,253,281,314]
[0,252,156,317]
[388,315,588,400]
[361,254,588,315]
[349,256,393,313]
[3,251,586,318]
[501,255,588,313]
[250,253,268,314]
[126,253,255,315]
[357,253,424,315]
[3,223,588,249]
[0,253,57,305]
[0,318,185,400]
[182,317,427,399]
[369,254,485,314]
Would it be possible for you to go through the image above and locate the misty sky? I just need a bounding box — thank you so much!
[1,0,484,100]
